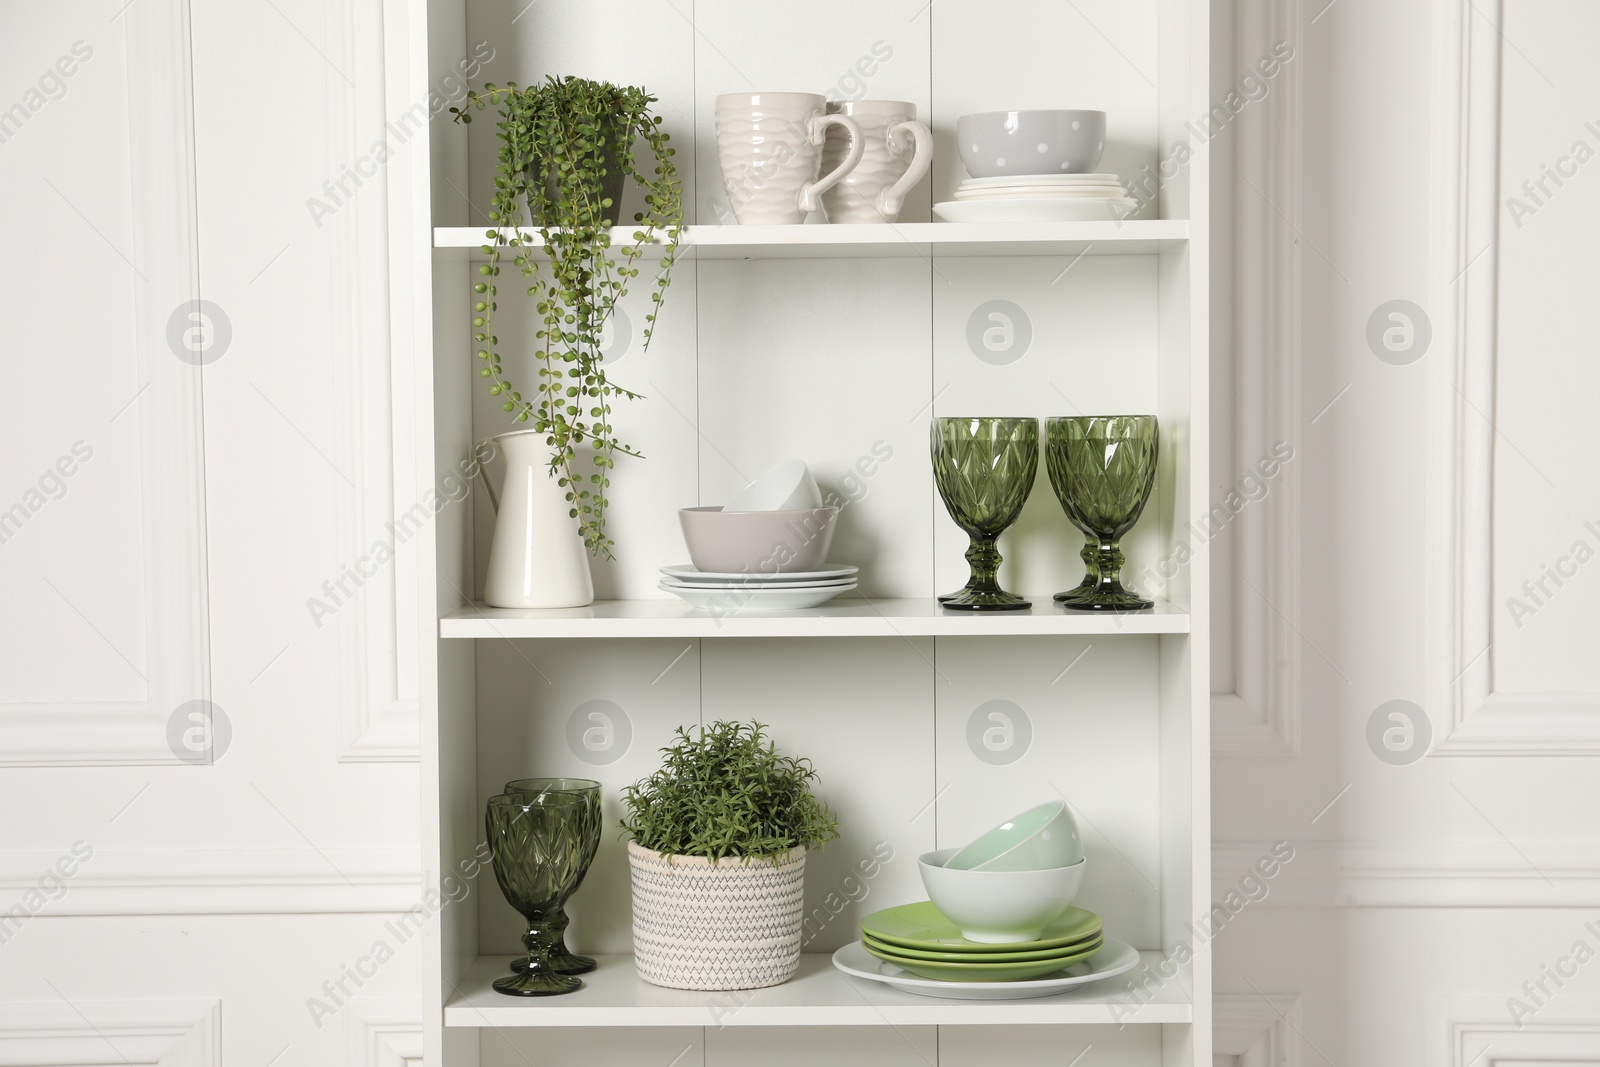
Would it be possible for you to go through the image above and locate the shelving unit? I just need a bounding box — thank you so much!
[432,220,1189,259]
[407,1,1210,1064]
[444,953,1193,1028]
[440,598,1190,639]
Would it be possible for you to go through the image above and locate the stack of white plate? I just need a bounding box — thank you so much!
[934,174,1139,223]
[659,564,859,611]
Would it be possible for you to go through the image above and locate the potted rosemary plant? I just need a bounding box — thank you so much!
[620,721,840,991]
[452,77,683,563]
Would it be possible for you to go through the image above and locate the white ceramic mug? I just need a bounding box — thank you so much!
[821,100,932,223]
[715,92,864,224]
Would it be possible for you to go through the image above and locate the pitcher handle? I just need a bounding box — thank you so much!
[799,113,863,213]
[879,119,934,219]
[473,438,500,514]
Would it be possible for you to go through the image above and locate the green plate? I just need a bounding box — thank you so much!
[860,901,1102,953]
[862,936,1105,982]
[862,930,1102,963]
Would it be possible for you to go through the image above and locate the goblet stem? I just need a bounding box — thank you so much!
[493,920,583,996]
[1058,537,1153,611]
[941,534,1030,611]
[510,907,596,976]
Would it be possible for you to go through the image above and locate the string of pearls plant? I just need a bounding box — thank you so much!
[452,76,682,558]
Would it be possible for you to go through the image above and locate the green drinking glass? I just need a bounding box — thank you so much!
[503,778,602,977]
[485,791,602,996]
[931,417,1039,611]
[1047,415,1159,611]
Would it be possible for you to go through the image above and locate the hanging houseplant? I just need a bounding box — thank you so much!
[620,721,841,991]
[452,77,683,559]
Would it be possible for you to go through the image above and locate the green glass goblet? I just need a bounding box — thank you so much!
[503,778,602,977]
[931,417,1039,611]
[485,791,602,996]
[1047,415,1159,611]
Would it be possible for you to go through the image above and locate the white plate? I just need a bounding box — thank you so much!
[959,173,1121,188]
[660,564,860,584]
[661,576,857,592]
[955,186,1127,200]
[660,582,857,611]
[830,938,1140,1001]
[934,198,1140,223]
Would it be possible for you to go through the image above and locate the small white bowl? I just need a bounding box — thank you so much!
[918,847,1085,943]
[946,801,1083,872]
[724,460,823,513]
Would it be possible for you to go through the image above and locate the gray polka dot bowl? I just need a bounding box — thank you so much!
[956,110,1106,178]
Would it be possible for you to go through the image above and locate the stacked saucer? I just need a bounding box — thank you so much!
[935,174,1138,223]
[658,564,859,611]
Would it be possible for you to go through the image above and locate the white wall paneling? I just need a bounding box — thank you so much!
[1214,841,1600,908]
[0,999,220,1067]
[324,0,422,762]
[1214,993,1301,1067]
[0,847,420,914]
[0,0,210,766]
[349,997,424,1067]
[1209,0,1301,758]
[1431,997,1600,1067]
[1429,0,1600,755]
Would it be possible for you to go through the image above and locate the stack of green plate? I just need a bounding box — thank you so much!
[858,901,1105,982]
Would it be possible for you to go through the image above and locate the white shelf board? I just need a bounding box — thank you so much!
[432,220,1188,260]
[440,597,1189,639]
[444,953,1190,1027]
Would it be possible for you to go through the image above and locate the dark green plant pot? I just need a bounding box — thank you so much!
[527,125,630,228]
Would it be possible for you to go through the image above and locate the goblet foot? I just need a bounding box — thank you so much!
[1056,587,1153,611]
[493,966,583,997]
[942,587,1032,611]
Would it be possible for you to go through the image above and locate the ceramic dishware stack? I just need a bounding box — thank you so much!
[934,109,1139,223]
[831,801,1140,1000]
[661,460,858,610]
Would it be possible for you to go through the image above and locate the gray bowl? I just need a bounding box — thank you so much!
[679,506,840,574]
[956,110,1106,178]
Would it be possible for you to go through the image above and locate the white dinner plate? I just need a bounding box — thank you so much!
[660,564,859,584]
[831,937,1140,1001]
[934,198,1140,223]
[959,173,1121,188]
[660,582,857,611]
[955,186,1127,200]
[660,576,857,592]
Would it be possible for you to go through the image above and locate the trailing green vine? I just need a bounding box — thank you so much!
[451,77,682,558]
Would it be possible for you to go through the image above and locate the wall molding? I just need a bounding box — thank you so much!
[0,998,219,1067]
[1431,996,1600,1067]
[0,848,420,915]
[349,998,423,1067]
[325,0,421,762]
[1216,840,1600,907]
[1215,993,1302,1067]
[1211,0,1301,758]
[0,0,210,767]
[1429,0,1600,755]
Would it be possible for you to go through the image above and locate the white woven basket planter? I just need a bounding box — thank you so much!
[627,840,807,991]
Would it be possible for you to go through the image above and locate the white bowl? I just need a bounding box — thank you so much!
[678,506,839,574]
[946,801,1083,872]
[917,847,1085,943]
[724,460,823,513]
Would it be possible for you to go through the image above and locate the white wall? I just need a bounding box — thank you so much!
[5,0,1598,1063]
[1210,0,1600,1062]
[0,2,423,1064]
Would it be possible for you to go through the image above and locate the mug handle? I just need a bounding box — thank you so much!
[879,119,934,219]
[799,113,863,213]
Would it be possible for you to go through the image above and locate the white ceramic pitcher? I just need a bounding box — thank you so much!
[477,430,594,609]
